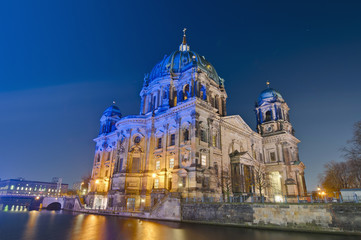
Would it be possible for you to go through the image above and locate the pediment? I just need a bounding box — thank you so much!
[229,150,255,165]
[222,115,254,133]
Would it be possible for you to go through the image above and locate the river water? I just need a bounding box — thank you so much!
[0,211,359,240]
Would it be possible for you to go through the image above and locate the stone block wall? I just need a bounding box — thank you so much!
[149,195,181,221]
[182,203,361,234]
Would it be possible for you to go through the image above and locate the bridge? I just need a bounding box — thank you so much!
[42,197,65,210]
[42,196,83,211]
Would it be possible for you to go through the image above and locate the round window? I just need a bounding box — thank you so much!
[134,136,141,144]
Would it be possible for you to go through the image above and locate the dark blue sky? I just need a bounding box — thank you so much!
[0,0,360,190]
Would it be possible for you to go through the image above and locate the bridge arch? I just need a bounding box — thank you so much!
[47,202,61,210]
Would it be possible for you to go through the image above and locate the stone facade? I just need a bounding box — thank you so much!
[87,31,306,210]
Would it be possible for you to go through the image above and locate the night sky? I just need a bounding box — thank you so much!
[1,0,360,191]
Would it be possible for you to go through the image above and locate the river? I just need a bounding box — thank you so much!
[0,210,359,240]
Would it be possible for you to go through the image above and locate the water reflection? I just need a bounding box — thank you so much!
[22,211,39,240]
[0,211,360,240]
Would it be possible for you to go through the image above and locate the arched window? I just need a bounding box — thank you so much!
[152,95,156,110]
[183,84,190,101]
[221,98,226,116]
[200,129,207,142]
[212,134,217,147]
[200,85,207,101]
[215,95,219,112]
[173,89,177,107]
[183,128,189,141]
[265,111,272,122]
[277,108,282,120]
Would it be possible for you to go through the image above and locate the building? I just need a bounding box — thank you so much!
[340,188,361,202]
[0,178,68,197]
[87,30,307,210]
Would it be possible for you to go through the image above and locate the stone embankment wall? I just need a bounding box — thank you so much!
[181,203,361,234]
[149,196,181,221]
[63,197,83,211]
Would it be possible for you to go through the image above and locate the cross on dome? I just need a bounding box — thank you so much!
[179,28,190,51]
[183,28,187,44]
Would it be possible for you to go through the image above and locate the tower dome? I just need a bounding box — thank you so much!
[145,29,224,86]
[99,102,122,136]
[102,104,122,118]
[257,83,284,107]
[255,82,292,135]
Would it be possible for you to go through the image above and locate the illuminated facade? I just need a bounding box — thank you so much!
[88,30,306,210]
[0,178,68,197]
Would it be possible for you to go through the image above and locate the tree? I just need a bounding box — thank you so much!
[252,161,271,198]
[320,161,353,192]
[80,173,91,194]
[216,165,232,201]
[320,121,361,191]
[343,121,361,187]
[343,121,361,160]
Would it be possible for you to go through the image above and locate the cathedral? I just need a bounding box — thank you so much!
[87,30,307,210]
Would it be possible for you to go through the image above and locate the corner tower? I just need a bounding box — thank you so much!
[255,82,293,136]
[87,103,122,209]
[99,103,122,136]
[255,83,307,197]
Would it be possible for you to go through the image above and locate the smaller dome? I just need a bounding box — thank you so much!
[102,105,122,118]
[257,87,284,106]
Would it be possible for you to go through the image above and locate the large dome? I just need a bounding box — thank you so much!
[146,43,223,86]
[257,87,284,106]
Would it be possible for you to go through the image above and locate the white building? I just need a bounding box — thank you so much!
[87,30,307,210]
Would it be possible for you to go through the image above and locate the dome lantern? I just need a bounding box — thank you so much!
[146,29,223,86]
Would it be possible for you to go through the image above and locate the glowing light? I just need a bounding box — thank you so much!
[275,195,283,202]
[95,180,99,184]
[152,173,157,178]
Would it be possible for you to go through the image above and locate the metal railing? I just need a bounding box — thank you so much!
[180,194,360,204]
